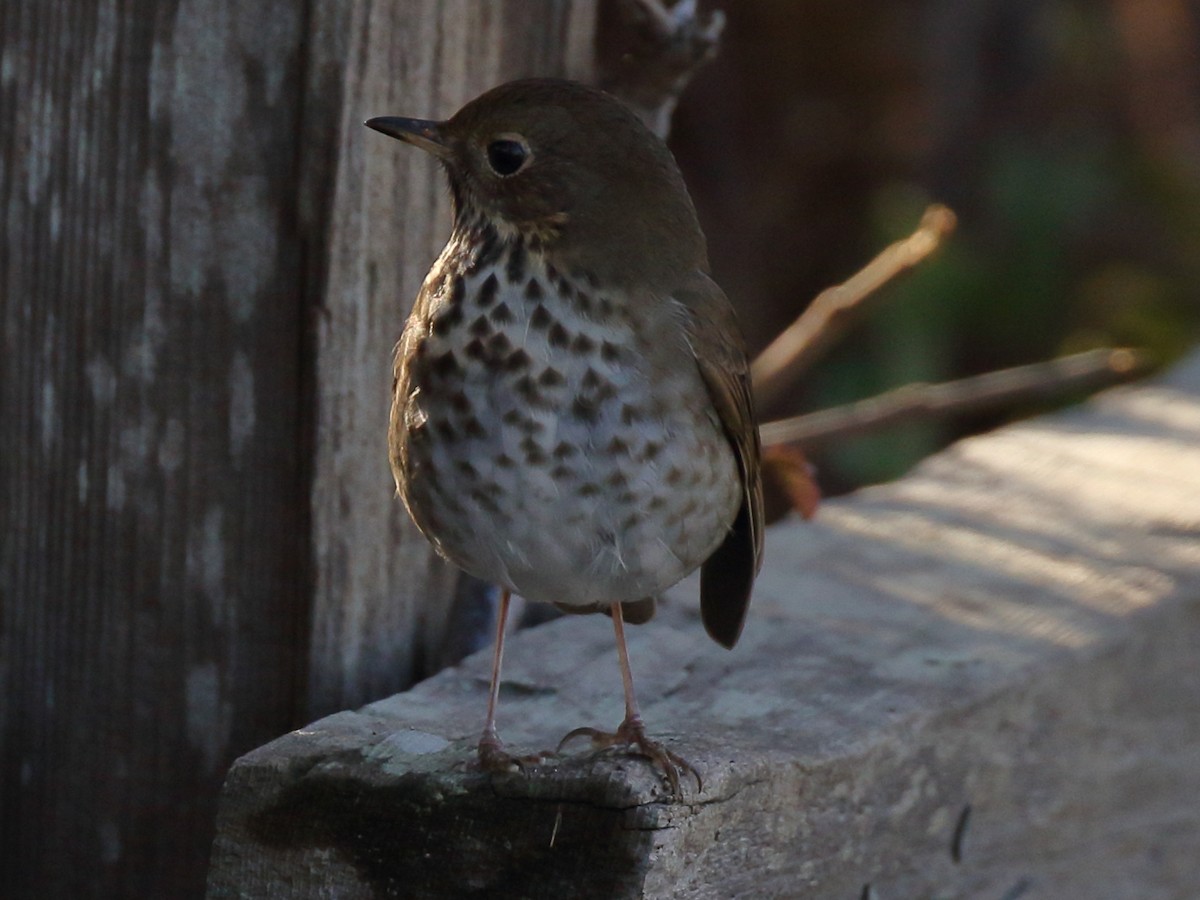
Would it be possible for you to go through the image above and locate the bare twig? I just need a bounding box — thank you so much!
[760,347,1149,448]
[751,205,958,411]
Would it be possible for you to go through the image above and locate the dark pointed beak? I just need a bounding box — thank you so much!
[364,116,451,159]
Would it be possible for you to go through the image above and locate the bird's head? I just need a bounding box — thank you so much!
[366,78,707,289]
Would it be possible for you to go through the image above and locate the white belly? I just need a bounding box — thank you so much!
[395,243,741,609]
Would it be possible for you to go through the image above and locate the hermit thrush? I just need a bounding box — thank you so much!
[366,78,762,792]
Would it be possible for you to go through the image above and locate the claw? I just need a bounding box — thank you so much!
[557,716,702,795]
[476,731,553,774]
[476,734,523,774]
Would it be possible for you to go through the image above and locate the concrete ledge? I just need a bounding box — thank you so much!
[208,352,1200,899]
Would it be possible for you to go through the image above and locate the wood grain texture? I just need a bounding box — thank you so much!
[0,1,597,897]
[304,0,596,718]
[209,351,1200,898]
[0,1,309,895]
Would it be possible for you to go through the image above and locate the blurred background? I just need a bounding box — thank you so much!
[673,0,1200,493]
[4,0,1200,896]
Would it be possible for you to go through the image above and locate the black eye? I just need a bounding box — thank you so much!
[486,138,529,176]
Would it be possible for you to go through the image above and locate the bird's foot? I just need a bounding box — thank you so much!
[557,715,701,795]
[475,732,553,774]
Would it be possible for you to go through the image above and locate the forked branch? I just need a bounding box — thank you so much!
[751,205,958,410]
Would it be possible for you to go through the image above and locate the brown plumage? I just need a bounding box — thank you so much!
[367,78,762,792]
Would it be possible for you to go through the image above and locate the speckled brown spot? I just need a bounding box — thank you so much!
[472,490,501,514]
[477,273,499,307]
[515,376,542,403]
[429,351,460,379]
[552,441,577,459]
[505,241,526,284]
[551,464,573,479]
[571,396,599,422]
[490,302,513,324]
[469,315,490,337]
[548,322,570,348]
[431,303,463,336]
[578,482,600,497]
[620,403,642,425]
[455,459,478,477]
[463,416,487,439]
[486,332,512,357]
[525,279,543,301]
[570,333,595,354]
[496,453,515,468]
[600,341,622,363]
[530,304,552,329]
[467,227,501,275]
[537,368,565,387]
[606,435,629,454]
[581,368,603,391]
[500,350,528,374]
[464,339,486,361]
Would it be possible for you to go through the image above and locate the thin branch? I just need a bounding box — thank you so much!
[760,348,1149,449]
[751,205,958,410]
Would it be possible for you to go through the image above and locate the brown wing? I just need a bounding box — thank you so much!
[676,273,764,649]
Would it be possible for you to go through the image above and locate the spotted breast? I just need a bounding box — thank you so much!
[391,226,741,614]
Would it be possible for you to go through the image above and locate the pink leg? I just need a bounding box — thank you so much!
[611,599,644,727]
[477,589,519,771]
[557,602,701,795]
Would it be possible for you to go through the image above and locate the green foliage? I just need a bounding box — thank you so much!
[810,131,1200,491]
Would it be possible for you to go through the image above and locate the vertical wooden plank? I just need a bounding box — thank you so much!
[0,1,599,895]
[0,0,307,895]
[304,0,597,717]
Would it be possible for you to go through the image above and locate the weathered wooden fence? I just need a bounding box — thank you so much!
[0,2,595,896]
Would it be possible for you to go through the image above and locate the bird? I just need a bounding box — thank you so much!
[365,78,762,793]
